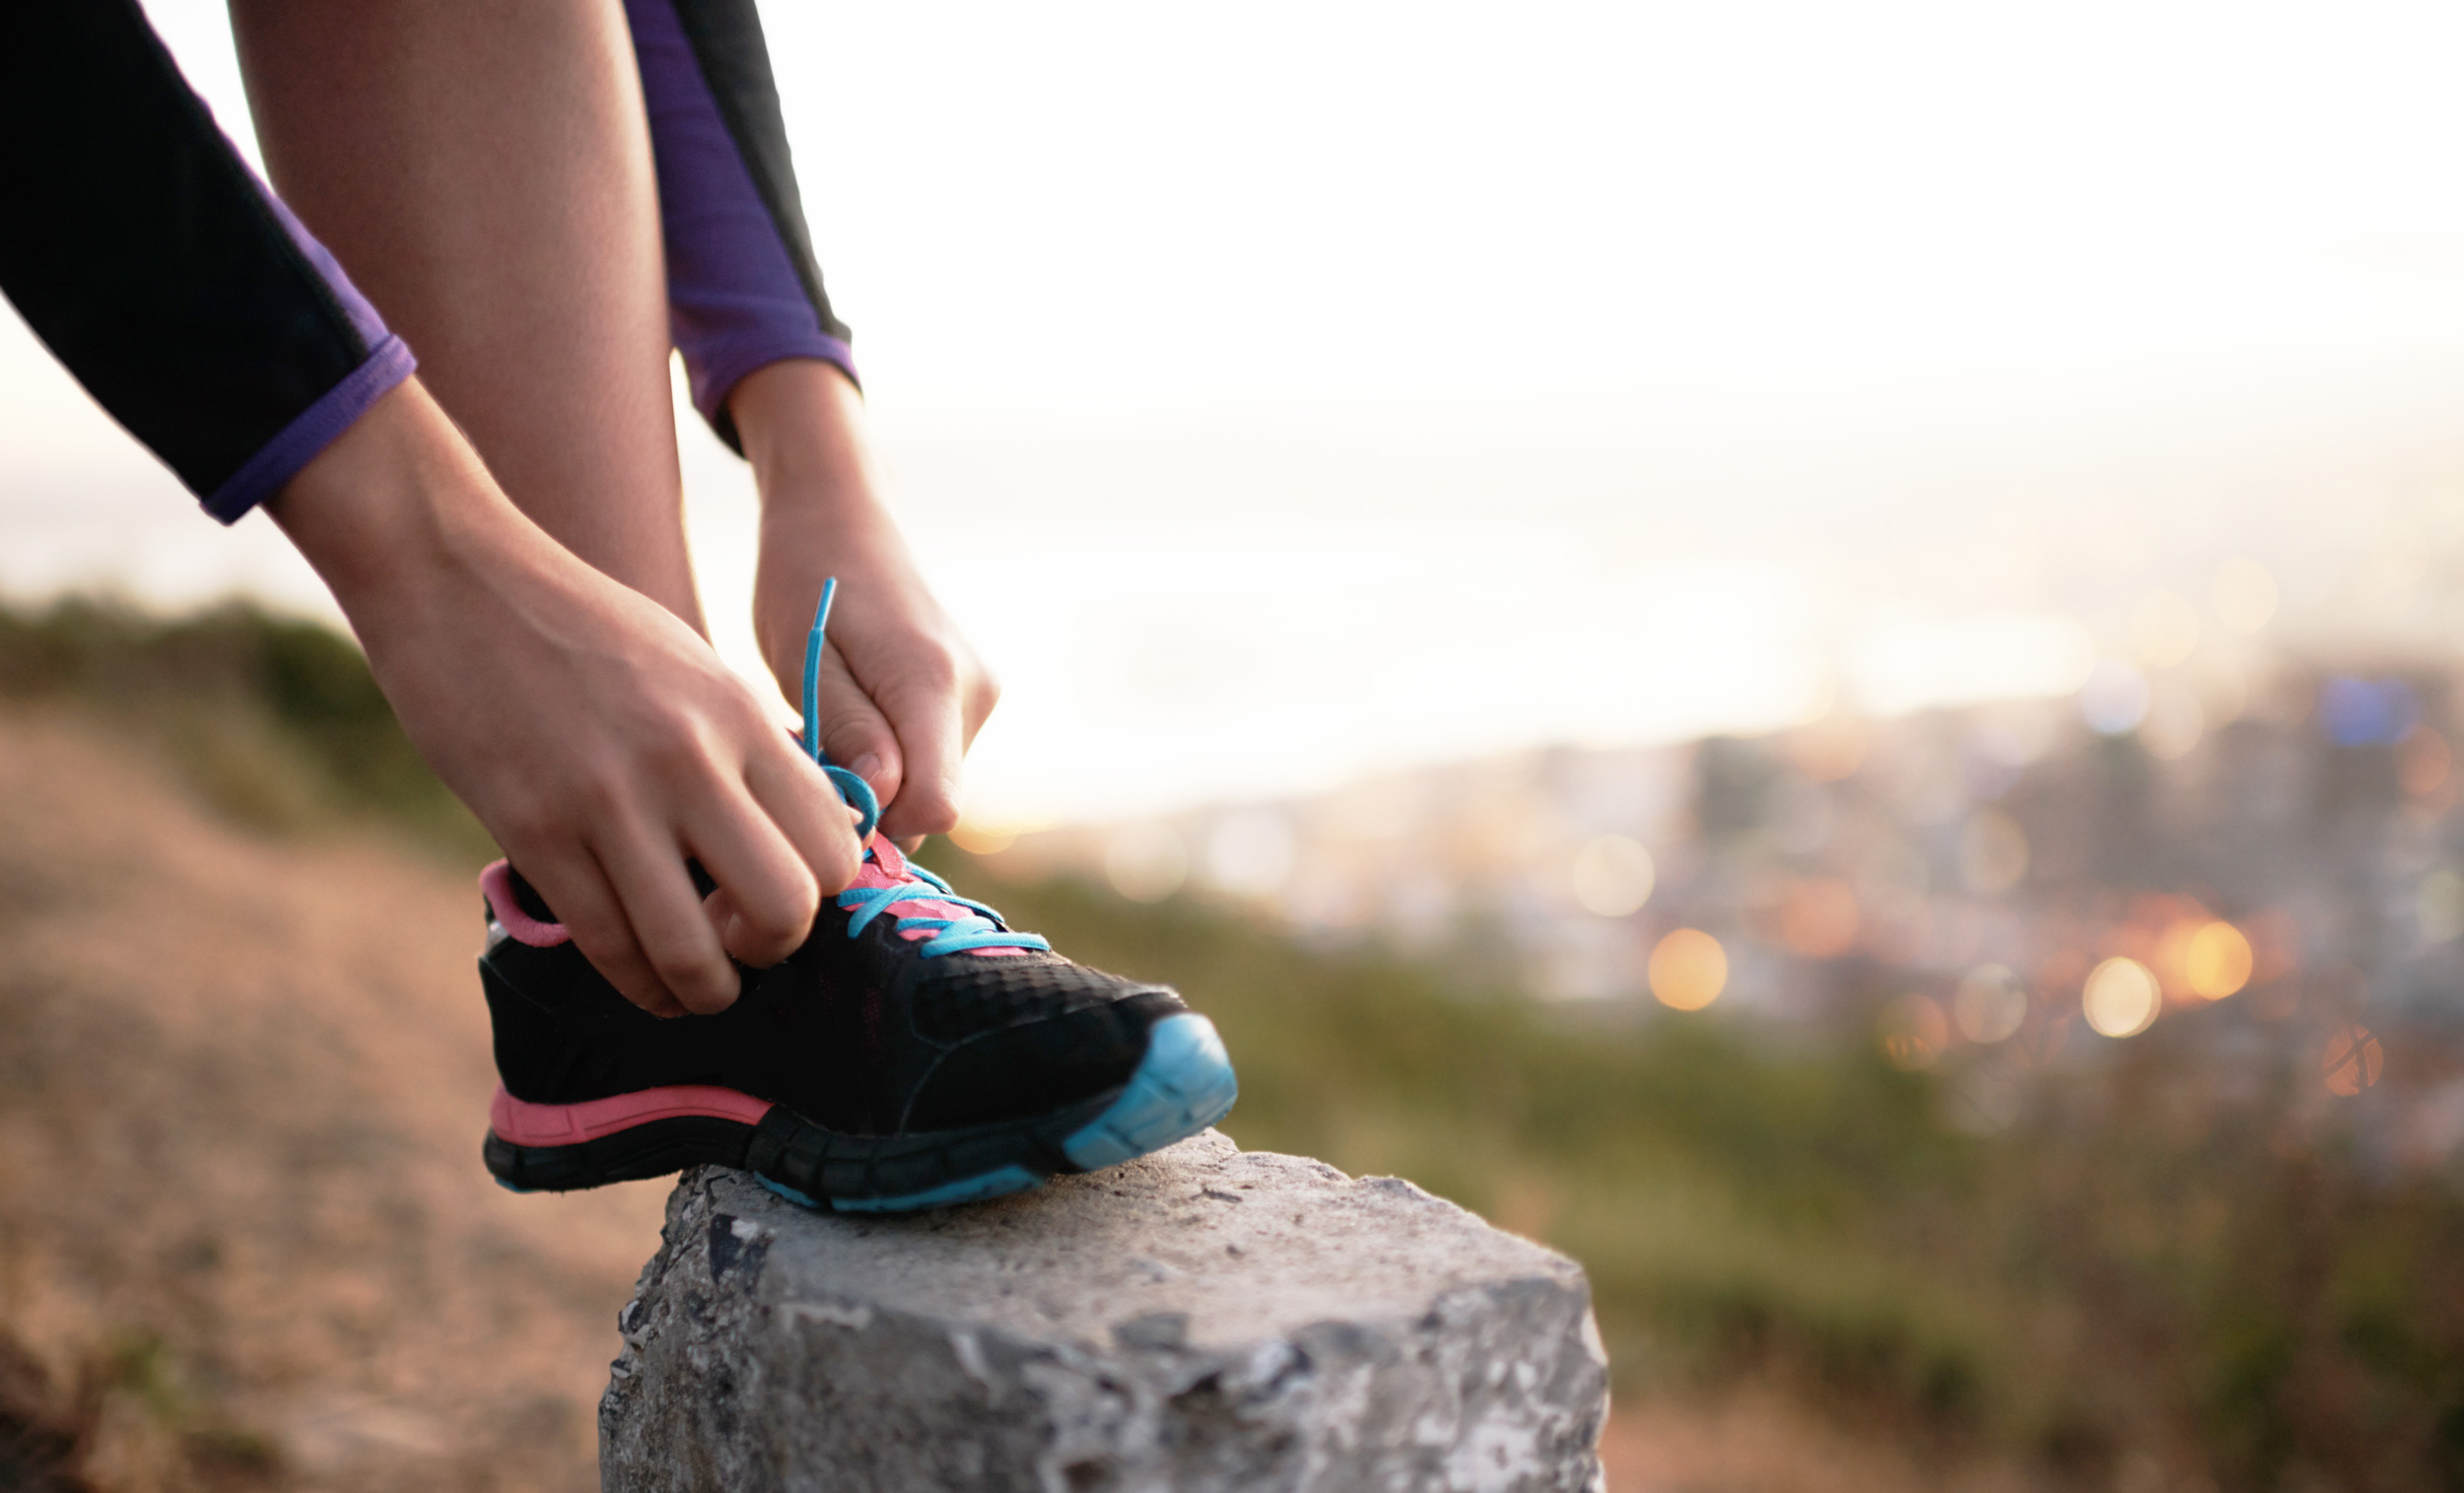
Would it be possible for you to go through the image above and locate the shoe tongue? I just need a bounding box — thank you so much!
[853,836,966,924]
[860,835,913,883]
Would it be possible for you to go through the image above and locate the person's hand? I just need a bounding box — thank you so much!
[731,359,999,847]
[267,378,865,1017]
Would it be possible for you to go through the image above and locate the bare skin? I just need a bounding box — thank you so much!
[733,360,1000,844]
[233,0,992,1011]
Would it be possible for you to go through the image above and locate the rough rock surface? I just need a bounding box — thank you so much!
[600,1132,1608,1492]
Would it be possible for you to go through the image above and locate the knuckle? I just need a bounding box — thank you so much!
[570,765,629,821]
[652,951,738,1014]
[887,649,961,701]
[745,875,821,942]
[638,721,714,780]
[492,803,560,851]
[893,785,962,837]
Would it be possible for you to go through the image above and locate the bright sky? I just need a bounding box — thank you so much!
[6,2,2464,823]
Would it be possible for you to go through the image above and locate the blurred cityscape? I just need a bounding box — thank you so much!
[975,599,2464,1179]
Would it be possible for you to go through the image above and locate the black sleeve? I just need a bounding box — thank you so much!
[0,0,414,522]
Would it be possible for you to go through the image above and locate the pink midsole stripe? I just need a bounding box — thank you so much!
[489,1082,773,1146]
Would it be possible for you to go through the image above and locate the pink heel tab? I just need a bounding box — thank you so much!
[481,860,572,948]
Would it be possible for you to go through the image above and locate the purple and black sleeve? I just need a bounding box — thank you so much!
[627,0,857,452]
[0,0,415,525]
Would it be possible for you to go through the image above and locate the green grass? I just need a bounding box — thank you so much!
[0,596,491,861]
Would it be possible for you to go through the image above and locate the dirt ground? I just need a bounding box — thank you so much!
[0,712,668,1491]
[0,708,1974,1492]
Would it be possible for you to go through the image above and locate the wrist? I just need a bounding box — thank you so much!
[264,378,543,636]
[728,358,880,512]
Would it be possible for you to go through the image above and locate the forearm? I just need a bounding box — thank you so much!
[730,359,920,671]
[265,378,528,633]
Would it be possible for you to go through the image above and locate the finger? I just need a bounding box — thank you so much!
[589,822,742,1015]
[873,671,967,842]
[744,730,869,898]
[804,652,904,813]
[513,849,688,1018]
[680,784,823,968]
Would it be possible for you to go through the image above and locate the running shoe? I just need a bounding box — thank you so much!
[474,582,1237,1212]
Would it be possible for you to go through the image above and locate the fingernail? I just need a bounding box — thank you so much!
[852,753,884,784]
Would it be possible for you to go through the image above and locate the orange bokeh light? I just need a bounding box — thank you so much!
[2183,921,2253,999]
[1879,993,1951,1070]
[2324,1026,2383,1096]
[1778,878,1861,958]
[1650,928,1729,1011]
[2398,726,2450,796]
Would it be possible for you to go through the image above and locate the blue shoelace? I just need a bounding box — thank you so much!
[803,581,1049,960]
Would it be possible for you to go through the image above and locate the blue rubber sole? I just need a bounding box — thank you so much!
[755,1012,1238,1215]
[1059,1011,1240,1171]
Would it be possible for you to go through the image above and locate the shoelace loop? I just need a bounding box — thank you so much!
[804,580,1046,960]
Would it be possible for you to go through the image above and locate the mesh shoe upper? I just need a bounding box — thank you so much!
[479,841,1188,1138]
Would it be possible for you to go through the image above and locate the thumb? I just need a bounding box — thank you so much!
[804,656,904,811]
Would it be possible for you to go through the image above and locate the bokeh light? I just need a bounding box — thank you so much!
[2079,661,2151,736]
[2182,921,2253,999]
[1790,717,1869,783]
[1953,964,2029,1044]
[1778,879,1859,958]
[1203,810,1298,899]
[2211,558,2279,636]
[1105,823,1189,903]
[2140,682,2205,762]
[2083,957,2161,1038]
[1570,834,1656,917]
[947,820,1021,855]
[2320,677,2419,747]
[1879,993,1951,1070]
[2323,1026,2384,1097]
[2397,726,2450,797]
[1957,811,2029,893]
[2420,870,2464,945]
[1649,929,1727,1011]
[2131,591,2201,670]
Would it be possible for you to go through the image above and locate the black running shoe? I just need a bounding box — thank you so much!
[476,836,1238,1212]
[476,578,1236,1212]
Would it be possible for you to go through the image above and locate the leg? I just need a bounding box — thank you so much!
[228,0,705,631]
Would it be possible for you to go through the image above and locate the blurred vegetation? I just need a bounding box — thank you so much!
[5,598,2460,1491]
[0,597,491,862]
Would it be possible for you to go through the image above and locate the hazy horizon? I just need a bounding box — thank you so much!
[7,0,2464,824]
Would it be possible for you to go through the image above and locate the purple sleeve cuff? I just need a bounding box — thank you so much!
[629,0,856,439]
[201,334,417,524]
[684,331,857,427]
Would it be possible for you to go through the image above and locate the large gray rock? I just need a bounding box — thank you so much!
[600,1132,1608,1492]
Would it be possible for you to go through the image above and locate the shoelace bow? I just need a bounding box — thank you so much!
[803,580,1048,961]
